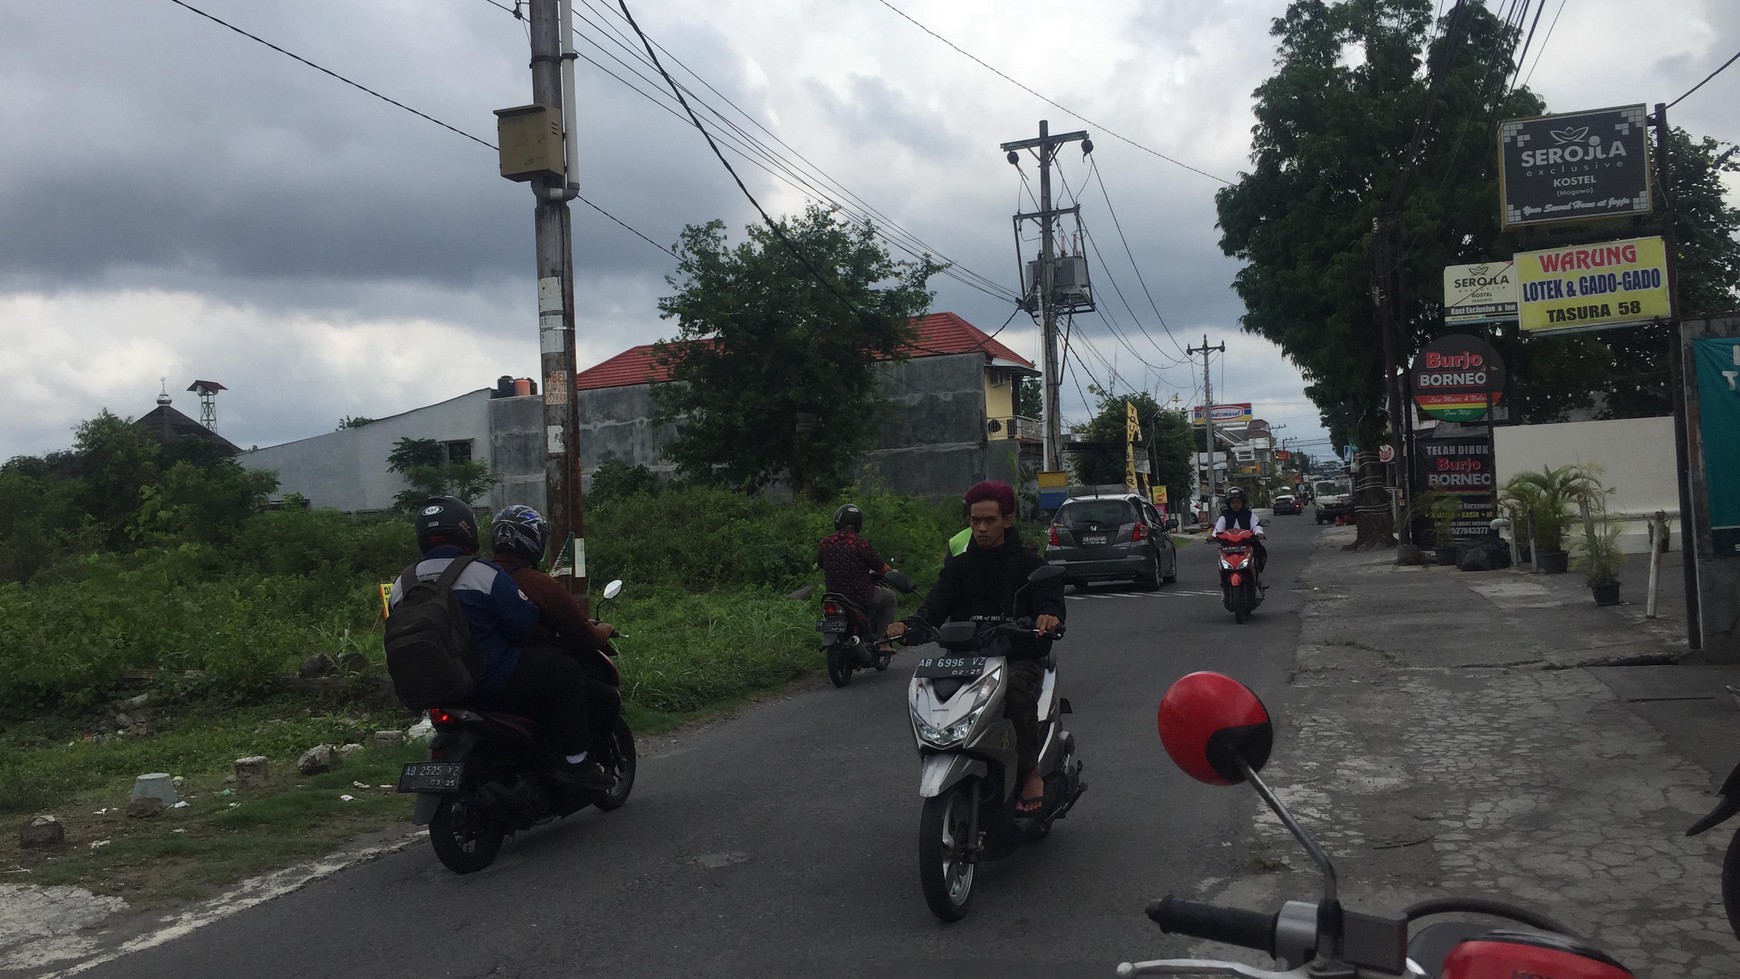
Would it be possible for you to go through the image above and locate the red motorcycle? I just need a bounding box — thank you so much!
[1213,527,1264,624]
[1117,671,1634,979]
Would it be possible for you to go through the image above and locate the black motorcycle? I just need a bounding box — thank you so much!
[816,569,918,687]
[1686,683,1740,941]
[397,579,636,874]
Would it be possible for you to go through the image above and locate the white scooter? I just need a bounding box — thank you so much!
[900,564,1086,921]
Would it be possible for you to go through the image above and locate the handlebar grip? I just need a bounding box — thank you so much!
[1044,625,1066,639]
[1145,896,1277,956]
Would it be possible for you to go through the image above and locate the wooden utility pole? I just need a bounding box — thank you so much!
[1002,121,1091,473]
[1654,101,1701,648]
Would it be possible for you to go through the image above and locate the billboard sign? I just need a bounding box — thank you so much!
[1410,333,1506,422]
[1498,104,1652,229]
[1443,261,1518,325]
[1515,236,1670,334]
[1412,434,1497,542]
[1695,338,1740,558]
[1191,403,1254,427]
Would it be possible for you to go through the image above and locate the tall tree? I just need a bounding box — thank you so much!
[652,205,938,499]
[1216,0,1544,547]
[1068,388,1195,507]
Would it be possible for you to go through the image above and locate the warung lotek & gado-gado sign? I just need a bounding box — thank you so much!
[1498,104,1652,229]
[1514,235,1671,334]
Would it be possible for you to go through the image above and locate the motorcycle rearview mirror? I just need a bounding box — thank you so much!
[884,569,917,594]
[1158,671,1340,907]
[1027,564,1065,584]
[601,579,624,601]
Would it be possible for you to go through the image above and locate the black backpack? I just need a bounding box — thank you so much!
[384,556,486,710]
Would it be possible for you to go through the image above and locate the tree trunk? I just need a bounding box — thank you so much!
[1345,450,1397,551]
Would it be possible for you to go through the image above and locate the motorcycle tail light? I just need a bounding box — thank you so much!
[429,708,459,728]
[823,601,841,616]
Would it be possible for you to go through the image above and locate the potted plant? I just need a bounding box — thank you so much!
[1500,463,1604,575]
[1573,490,1625,606]
[1428,493,1463,565]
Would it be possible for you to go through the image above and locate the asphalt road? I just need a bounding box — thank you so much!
[61,515,1318,979]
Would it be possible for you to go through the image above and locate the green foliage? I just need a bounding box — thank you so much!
[385,437,492,512]
[1018,378,1042,420]
[1500,463,1606,554]
[1572,493,1625,586]
[651,204,940,499]
[1215,1,1544,448]
[588,458,661,509]
[1068,387,1194,505]
[337,415,375,429]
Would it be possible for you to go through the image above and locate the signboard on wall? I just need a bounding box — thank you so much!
[1192,403,1253,427]
[1412,434,1497,542]
[1515,236,1671,334]
[1498,104,1652,229]
[1696,338,1740,558]
[1443,261,1518,325]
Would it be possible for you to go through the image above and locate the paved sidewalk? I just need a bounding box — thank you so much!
[1180,526,1740,973]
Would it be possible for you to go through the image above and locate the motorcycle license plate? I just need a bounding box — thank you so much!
[1080,534,1109,546]
[816,619,849,634]
[396,762,465,793]
[914,655,986,679]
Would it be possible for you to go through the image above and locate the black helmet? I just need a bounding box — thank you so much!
[414,496,479,554]
[833,503,863,533]
[1225,487,1247,505]
[491,504,548,565]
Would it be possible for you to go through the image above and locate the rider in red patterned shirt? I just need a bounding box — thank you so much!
[816,503,899,652]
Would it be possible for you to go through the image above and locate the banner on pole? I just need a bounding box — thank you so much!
[1696,338,1740,558]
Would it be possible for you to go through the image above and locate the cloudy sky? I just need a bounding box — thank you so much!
[2,0,1736,465]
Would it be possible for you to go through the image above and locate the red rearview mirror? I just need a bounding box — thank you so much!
[1157,671,1274,785]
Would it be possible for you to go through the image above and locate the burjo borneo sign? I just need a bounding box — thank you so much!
[1498,104,1652,229]
[1410,334,1506,422]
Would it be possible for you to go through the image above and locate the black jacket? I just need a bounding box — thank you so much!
[906,530,1065,661]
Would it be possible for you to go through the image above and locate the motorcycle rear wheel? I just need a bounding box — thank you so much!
[826,645,852,687]
[919,780,977,921]
[429,793,505,874]
[593,718,637,811]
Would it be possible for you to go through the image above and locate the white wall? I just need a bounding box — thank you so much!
[1494,415,1677,553]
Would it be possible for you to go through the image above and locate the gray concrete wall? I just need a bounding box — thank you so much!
[1685,315,1740,660]
[576,384,683,485]
[1493,415,1677,553]
[240,390,543,514]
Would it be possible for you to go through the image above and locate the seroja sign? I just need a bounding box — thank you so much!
[1410,334,1506,422]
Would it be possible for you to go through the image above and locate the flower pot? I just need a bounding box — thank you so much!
[1537,549,1570,574]
[1591,580,1621,606]
[1435,547,1460,565]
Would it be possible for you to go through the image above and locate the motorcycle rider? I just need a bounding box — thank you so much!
[1212,486,1267,587]
[886,481,1065,815]
[817,503,901,654]
[488,504,625,760]
[391,496,612,791]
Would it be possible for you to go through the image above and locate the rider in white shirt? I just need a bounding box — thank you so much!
[1212,487,1267,587]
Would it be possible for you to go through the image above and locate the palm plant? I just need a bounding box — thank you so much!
[1499,463,1606,554]
[1572,490,1625,587]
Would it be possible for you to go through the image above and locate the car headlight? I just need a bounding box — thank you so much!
[912,668,1001,747]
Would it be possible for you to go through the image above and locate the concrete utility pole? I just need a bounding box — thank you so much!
[1189,335,1226,521]
[1653,101,1701,649]
[527,0,586,600]
[1002,121,1091,473]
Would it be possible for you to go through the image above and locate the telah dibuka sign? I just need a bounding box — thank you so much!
[1499,104,1651,229]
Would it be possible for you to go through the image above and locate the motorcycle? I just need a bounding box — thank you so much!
[1117,670,1634,978]
[900,563,1086,921]
[816,569,918,688]
[1213,525,1266,624]
[1684,683,1740,941]
[396,579,636,874]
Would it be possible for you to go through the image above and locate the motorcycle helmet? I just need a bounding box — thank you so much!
[414,496,479,554]
[833,503,864,533]
[1225,487,1248,507]
[491,504,548,565]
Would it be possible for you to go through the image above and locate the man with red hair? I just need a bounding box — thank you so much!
[887,480,1064,814]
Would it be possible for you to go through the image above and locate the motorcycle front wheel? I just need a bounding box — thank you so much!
[826,645,852,687]
[593,717,637,811]
[919,780,977,921]
[429,792,505,874]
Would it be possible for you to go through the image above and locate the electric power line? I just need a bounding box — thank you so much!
[1669,47,1740,109]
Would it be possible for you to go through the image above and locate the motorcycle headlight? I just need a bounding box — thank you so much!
[912,668,1002,747]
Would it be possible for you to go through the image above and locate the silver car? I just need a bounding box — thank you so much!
[1045,494,1178,590]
